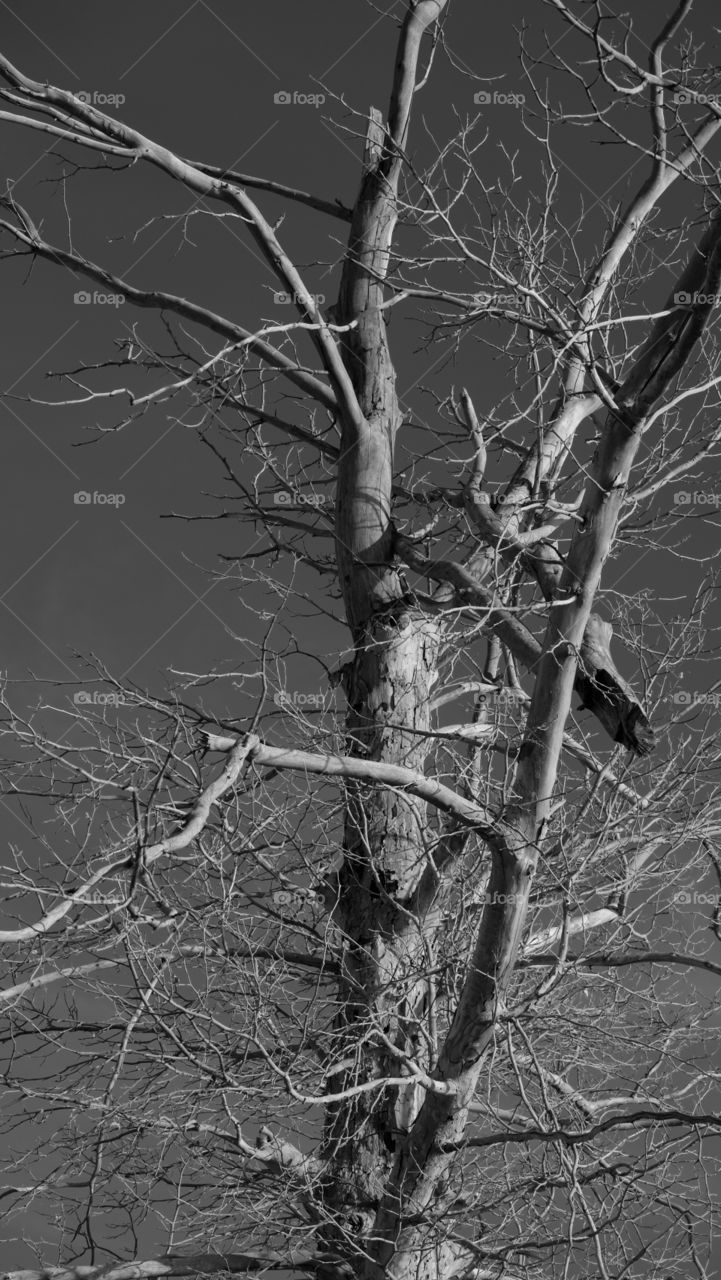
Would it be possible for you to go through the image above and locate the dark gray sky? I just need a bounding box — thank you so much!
[0,0,709,705]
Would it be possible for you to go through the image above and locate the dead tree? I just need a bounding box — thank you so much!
[1,3,721,1278]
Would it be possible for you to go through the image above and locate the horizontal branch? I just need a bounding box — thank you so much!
[2,1252,318,1280]
[0,731,499,945]
[456,1107,721,1151]
[0,943,337,1006]
[203,731,500,837]
[524,949,721,978]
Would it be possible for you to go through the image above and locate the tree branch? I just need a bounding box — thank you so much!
[0,205,338,413]
[2,1253,323,1280]
[458,1108,721,1151]
[202,731,500,839]
[0,736,257,943]
[0,53,364,431]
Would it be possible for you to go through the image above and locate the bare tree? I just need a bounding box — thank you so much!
[1,3,721,1278]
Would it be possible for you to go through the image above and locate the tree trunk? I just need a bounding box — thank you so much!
[324,12,449,1265]
[322,605,442,1250]
[325,116,445,1263]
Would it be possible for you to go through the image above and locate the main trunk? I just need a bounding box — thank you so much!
[324,14,453,1269]
[325,100,447,1278]
[321,606,441,1260]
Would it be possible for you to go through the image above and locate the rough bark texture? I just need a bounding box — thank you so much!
[323,606,442,1232]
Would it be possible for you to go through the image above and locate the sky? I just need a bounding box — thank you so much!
[0,0,714,710]
[1,0,721,1272]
